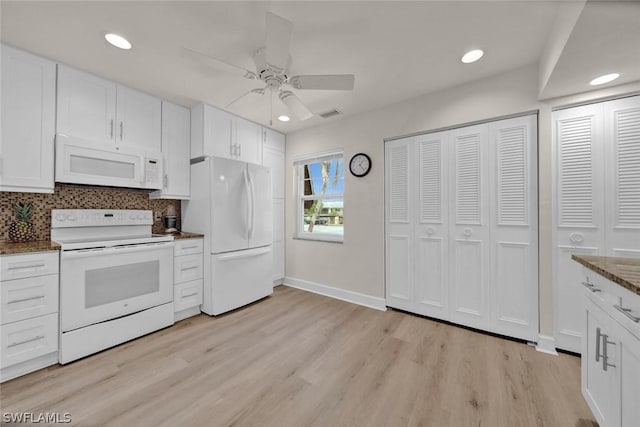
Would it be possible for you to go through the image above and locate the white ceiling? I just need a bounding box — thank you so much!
[1,1,638,133]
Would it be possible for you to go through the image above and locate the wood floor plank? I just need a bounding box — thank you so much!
[0,286,596,426]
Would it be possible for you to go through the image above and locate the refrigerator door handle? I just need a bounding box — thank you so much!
[217,246,272,261]
[248,169,255,240]
[243,168,252,240]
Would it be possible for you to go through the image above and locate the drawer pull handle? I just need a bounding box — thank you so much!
[595,327,602,362]
[581,281,601,293]
[602,333,616,371]
[182,292,199,298]
[614,305,640,323]
[181,266,199,271]
[7,335,45,348]
[181,245,199,250]
[8,263,45,271]
[7,295,45,304]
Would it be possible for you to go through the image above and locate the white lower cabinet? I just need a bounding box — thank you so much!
[173,238,203,321]
[385,114,538,342]
[0,251,59,382]
[581,267,640,427]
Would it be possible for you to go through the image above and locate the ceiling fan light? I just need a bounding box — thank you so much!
[589,73,620,86]
[461,49,483,64]
[278,115,290,122]
[105,33,132,50]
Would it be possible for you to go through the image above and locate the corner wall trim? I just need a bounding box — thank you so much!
[283,276,387,311]
[535,334,559,356]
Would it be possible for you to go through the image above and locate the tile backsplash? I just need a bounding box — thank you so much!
[1,183,181,242]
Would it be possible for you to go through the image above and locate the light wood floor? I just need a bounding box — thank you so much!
[1,286,596,427]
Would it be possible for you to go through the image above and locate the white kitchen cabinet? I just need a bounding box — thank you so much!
[553,95,640,353]
[0,45,56,193]
[385,114,538,342]
[151,101,191,199]
[191,103,262,164]
[262,128,285,284]
[57,65,161,151]
[580,265,640,427]
[0,251,59,383]
[173,238,203,321]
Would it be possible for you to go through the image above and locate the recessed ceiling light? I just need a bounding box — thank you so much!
[105,33,132,50]
[278,115,290,122]
[461,49,484,64]
[589,73,620,86]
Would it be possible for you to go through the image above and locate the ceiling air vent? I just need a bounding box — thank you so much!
[318,109,342,119]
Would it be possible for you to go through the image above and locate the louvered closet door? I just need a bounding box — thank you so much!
[413,131,449,319]
[449,124,491,330]
[553,104,605,353]
[488,115,538,341]
[385,137,414,311]
[604,96,640,258]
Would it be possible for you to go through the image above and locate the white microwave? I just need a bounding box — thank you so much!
[55,134,163,190]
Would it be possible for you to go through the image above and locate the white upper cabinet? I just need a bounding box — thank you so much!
[150,101,190,199]
[191,103,262,164]
[1,45,56,193]
[115,85,161,152]
[57,65,161,151]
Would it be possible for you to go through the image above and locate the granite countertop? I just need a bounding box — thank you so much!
[0,240,61,255]
[166,231,204,240]
[572,255,640,296]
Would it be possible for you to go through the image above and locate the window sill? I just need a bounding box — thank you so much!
[293,235,344,244]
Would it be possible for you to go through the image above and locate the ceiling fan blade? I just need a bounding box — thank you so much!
[279,90,313,121]
[265,12,293,71]
[225,88,265,108]
[181,47,256,80]
[288,74,355,90]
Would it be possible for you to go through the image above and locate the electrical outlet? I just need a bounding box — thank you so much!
[155,211,162,221]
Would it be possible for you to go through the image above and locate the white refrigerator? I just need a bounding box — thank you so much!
[182,156,273,315]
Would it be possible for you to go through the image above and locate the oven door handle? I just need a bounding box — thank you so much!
[62,242,173,259]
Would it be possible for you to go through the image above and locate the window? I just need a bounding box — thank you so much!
[295,151,344,242]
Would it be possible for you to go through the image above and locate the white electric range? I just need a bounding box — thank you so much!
[52,209,174,364]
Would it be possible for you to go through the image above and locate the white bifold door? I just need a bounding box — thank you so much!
[553,95,640,353]
[386,114,538,342]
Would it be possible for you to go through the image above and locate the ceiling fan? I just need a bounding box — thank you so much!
[183,12,355,121]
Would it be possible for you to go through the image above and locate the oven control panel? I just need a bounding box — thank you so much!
[51,209,154,227]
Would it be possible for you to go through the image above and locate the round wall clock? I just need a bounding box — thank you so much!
[349,153,372,177]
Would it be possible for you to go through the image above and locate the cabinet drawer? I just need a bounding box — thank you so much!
[611,284,640,339]
[1,274,59,325]
[174,239,203,257]
[174,254,203,283]
[1,313,58,369]
[174,280,202,312]
[1,252,59,281]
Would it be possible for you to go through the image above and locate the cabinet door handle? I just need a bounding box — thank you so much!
[238,144,241,158]
[595,327,602,363]
[7,335,45,348]
[120,122,124,140]
[601,333,616,371]
[7,295,45,305]
[614,305,640,323]
[110,119,114,139]
[230,143,234,156]
[163,174,168,188]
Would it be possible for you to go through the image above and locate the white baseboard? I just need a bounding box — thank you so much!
[535,334,559,356]
[283,276,387,311]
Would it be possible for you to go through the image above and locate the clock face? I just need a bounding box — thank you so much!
[349,153,371,177]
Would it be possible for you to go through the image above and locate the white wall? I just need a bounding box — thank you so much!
[285,63,640,336]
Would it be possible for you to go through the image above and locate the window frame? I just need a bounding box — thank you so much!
[294,150,345,243]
